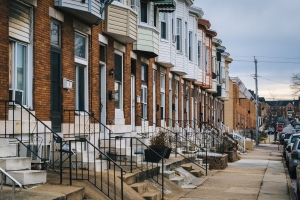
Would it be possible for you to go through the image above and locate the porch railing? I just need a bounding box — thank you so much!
[68,139,126,200]
[105,136,164,199]
[0,100,64,183]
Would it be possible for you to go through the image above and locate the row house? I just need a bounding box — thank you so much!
[224,77,256,134]
[0,0,237,198]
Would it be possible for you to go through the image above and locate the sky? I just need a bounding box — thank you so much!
[194,0,300,101]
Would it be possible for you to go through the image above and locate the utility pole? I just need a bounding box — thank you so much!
[254,57,259,146]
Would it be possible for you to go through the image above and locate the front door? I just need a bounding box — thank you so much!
[50,50,62,132]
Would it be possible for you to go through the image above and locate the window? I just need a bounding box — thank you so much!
[185,22,188,54]
[197,41,201,68]
[131,0,140,12]
[75,33,87,59]
[205,49,208,72]
[51,20,60,47]
[9,42,27,105]
[160,73,165,119]
[141,86,147,119]
[141,64,148,82]
[76,65,87,110]
[160,13,167,39]
[154,6,157,27]
[100,44,106,63]
[140,1,148,23]
[176,19,182,51]
[114,53,123,110]
[188,31,192,61]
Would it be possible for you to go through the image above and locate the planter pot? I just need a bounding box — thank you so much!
[144,147,167,163]
[164,147,172,159]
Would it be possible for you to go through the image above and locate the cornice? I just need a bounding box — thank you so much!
[212,38,222,46]
[217,46,226,53]
[189,6,204,18]
[198,18,211,30]
[225,57,233,63]
[206,29,217,37]
[222,51,230,58]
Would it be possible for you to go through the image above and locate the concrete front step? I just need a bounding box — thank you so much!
[130,182,148,195]
[0,144,17,157]
[142,190,162,200]
[181,184,197,189]
[163,170,175,179]
[181,164,193,172]
[190,169,203,177]
[0,157,31,170]
[6,170,46,185]
[170,177,184,186]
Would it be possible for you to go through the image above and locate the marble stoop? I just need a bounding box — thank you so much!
[0,157,31,170]
[6,170,46,185]
[163,170,184,186]
[131,182,162,200]
[0,144,18,157]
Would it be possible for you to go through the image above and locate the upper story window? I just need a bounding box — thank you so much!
[131,0,140,12]
[141,63,148,83]
[75,33,87,60]
[205,49,209,73]
[176,19,182,51]
[160,13,168,39]
[188,31,192,61]
[51,20,61,47]
[140,1,148,23]
[185,22,188,55]
[197,41,201,68]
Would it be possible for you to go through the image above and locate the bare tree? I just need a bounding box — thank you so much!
[291,73,300,95]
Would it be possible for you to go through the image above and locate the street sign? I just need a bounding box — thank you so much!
[277,125,283,132]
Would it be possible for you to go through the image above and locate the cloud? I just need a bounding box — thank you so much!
[195,0,300,100]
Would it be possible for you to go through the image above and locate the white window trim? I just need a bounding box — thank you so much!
[160,12,168,40]
[74,32,88,65]
[176,18,182,52]
[75,65,89,112]
[114,50,124,116]
[141,85,148,119]
[139,0,149,25]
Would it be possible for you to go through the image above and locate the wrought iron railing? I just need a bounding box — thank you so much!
[0,100,64,183]
[64,110,112,149]
[106,136,164,199]
[137,116,207,172]
[68,139,126,200]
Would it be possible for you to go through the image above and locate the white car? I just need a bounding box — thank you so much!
[285,133,300,168]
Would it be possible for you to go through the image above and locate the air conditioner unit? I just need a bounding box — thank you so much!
[9,89,23,104]
[20,144,50,163]
[172,35,177,43]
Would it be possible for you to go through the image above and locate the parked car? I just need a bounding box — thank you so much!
[288,138,300,178]
[285,133,300,168]
[282,133,292,158]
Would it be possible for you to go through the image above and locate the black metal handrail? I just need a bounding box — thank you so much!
[0,100,64,183]
[68,139,126,200]
[64,110,112,149]
[106,136,165,199]
[136,116,207,171]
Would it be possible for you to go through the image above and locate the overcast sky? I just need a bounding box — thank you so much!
[194,0,300,101]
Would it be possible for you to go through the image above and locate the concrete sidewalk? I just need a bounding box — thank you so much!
[179,143,294,200]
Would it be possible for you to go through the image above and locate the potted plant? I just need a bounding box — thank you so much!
[145,131,170,163]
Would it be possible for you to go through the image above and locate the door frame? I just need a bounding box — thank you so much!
[100,63,106,126]
[131,75,135,131]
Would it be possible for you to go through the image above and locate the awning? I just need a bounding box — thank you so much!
[154,0,176,13]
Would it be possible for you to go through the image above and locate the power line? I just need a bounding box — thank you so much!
[231,55,300,60]
[258,76,290,84]
[233,59,300,64]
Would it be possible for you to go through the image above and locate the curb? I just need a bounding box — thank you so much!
[284,159,296,200]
